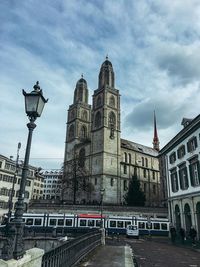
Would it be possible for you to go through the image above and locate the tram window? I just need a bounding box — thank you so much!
[161,223,167,230]
[146,223,152,229]
[117,221,124,228]
[34,219,42,225]
[138,222,145,229]
[58,219,64,226]
[80,219,86,226]
[110,221,116,228]
[26,218,33,225]
[96,220,101,227]
[65,219,72,226]
[49,219,56,226]
[125,221,131,228]
[88,220,95,227]
[153,223,160,230]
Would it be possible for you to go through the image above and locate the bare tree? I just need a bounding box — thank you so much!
[62,148,93,204]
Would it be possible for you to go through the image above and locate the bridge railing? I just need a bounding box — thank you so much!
[41,230,101,267]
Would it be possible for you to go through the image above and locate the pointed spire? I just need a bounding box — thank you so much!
[153,110,160,151]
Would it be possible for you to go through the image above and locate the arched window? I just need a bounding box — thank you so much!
[129,153,131,164]
[145,158,148,167]
[108,111,116,127]
[81,110,87,121]
[80,125,87,139]
[109,95,115,107]
[142,157,144,166]
[96,95,101,107]
[95,111,101,128]
[68,125,75,140]
[124,152,127,163]
[79,148,86,168]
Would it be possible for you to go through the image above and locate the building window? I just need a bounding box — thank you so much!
[95,111,101,128]
[79,148,86,168]
[142,157,144,166]
[80,125,87,139]
[152,171,155,180]
[177,145,186,159]
[68,124,75,140]
[111,178,114,186]
[124,165,127,174]
[143,169,146,178]
[109,95,115,107]
[179,165,188,190]
[95,178,97,185]
[128,154,131,164]
[124,152,127,163]
[145,158,148,168]
[187,136,197,153]
[189,159,200,187]
[170,169,178,192]
[96,95,101,107]
[81,110,87,121]
[169,152,176,164]
[123,180,128,191]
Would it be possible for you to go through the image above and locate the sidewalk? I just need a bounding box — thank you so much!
[77,245,134,267]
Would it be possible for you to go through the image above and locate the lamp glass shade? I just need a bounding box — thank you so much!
[24,92,46,118]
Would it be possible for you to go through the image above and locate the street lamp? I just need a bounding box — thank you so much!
[6,81,48,260]
[100,189,105,228]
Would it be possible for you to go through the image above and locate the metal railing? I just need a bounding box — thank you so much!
[42,230,101,267]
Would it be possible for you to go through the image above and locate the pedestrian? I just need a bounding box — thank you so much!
[170,226,176,244]
[179,227,185,244]
[189,226,197,245]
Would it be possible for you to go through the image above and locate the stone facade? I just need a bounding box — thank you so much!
[63,58,160,206]
[159,116,200,238]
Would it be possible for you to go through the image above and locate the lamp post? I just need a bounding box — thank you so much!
[100,189,105,228]
[10,81,47,260]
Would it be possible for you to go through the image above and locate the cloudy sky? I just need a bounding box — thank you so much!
[1,0,200,170]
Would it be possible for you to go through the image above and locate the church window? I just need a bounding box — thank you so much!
[108,111,116,128]
[153,185,156,195]
[95,111,101,128]
[68,125,75,140]
[78,148,85,168]
[80,125,87,139]
[111,178,114,186]
[124,152,127,163]
[96,95,101,107]
[81,110,87,121]
[78,88,83,102]
[143,169,146,178]
[70,110,75,120]
[109,95,115,107]
[95,178,97,185]
[144,183,147,193]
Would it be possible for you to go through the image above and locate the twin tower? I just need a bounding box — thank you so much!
[63,57,160,205]
[63,57,121,204]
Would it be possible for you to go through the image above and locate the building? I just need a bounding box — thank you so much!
[0,154,42,218]
[159,116,200,237]
[63,57,161,206]
[41,169,62,200]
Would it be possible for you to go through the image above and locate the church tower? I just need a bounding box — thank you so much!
[153,111,160,151]
[63,76,91,202]
[91,57,121,204]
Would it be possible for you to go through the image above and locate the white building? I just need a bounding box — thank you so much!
[0,154,40,218]
[159,116,200,238]
[41,170,62,200]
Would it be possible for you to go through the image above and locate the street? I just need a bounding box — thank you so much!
[114,236,200,267]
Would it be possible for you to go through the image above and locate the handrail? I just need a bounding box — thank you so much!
[42,230,101,267]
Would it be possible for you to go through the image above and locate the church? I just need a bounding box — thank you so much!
[63,57,161,206]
